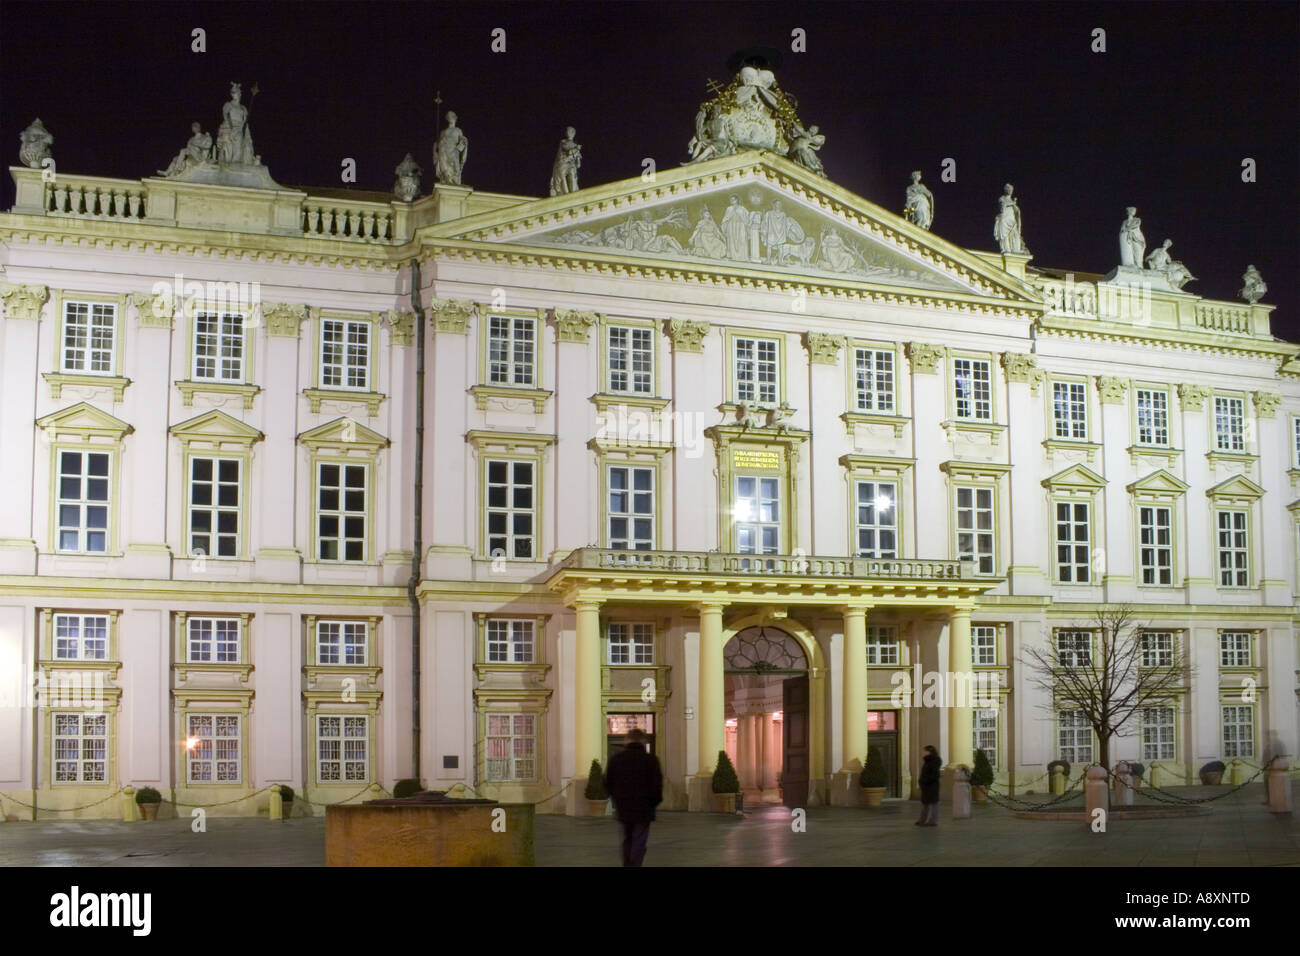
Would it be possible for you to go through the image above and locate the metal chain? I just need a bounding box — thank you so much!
[164,786,273,808]
[302,784,373,808]
[1101,764,1266,805]
[987,768,1090,811]
[0,787,127,813]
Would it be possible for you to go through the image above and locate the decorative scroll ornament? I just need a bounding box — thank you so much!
[385,309,415,346]
[1000,351,1043,393]
[1177,383,1210,411]
[430,298,476,334]
[261,302,306,338]
[1253,391,1281,419]
[906,342,945,374]
[805,332,845,365]
[131,291,174,329]
[1096,376,1129,405]
[724,626,807,673]
[553,308,599,343]
[0,283,49,320]
[668,318,709,353]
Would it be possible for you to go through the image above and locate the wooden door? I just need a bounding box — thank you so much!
[782,675,810,808]
[874,731,900,797]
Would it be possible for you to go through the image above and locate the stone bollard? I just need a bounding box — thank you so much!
[1112,761,1135,807]
[1085,766,1109,826]
[1266,758,1293,814]
[1228,759,1242,786]
[269,784,283,821]
[951,766,972,820]
[1149,763,1160,789]
[121,786,137,822]
[1050,766,1065,795]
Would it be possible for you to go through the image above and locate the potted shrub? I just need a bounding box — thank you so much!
[135,786,162,821]
[582,759,609,816]
[393,778,422,799]
[710,750,740,813]
[971,748,994,802]
[278,784,295,819]
[1199,760,1226,786]
[859,745,887,806]
[1128,762,1145,788]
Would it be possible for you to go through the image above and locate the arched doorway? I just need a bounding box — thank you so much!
[724,625,809,808]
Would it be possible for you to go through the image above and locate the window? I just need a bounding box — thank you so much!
[1054,501,1091,583]
[1213,396,1245,452]
[608,622,654,665]
[734,336,778,405]
[607,326,653,394]
[486,619,535,664]
[955,486,994,574]
[1057,631,1092,668]
[186,714,241,783]
[187,617,240,663]
[972,625,997,666]
[952,358,991,421]
[53,614,108,661]
[854,481,897,558]
[1140,631,1174,668]
[973,710,997,767]
[189,457,240,558]
[1136,389,1169,446]
[56,450,110,553]
[1141,707,1176,761]
[486,460,535,559]
[318,620,367,665]
[485,713,536,781]
[1052,381,1087,439]
[1138,505,1172,585]
[1222,705,1254,758]
[1219,631,1252,668]
[193,311,245,382]
[61,301,116,374]
[854,348,894,412]
[317,715,368,782]
[1215,509,1249,586]
[53,713,107,783]
[1058,709,1093,764]
[318,462,367,561]
[321,318,370,390]
[487,315,536,386]
[608,465,653,550]
[865,626,899,665]
[1293,417,1300,468]
[734,476,779,554]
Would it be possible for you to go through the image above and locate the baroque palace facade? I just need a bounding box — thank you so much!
[2,72,1297,818]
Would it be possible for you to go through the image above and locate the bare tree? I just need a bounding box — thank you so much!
[1023,605,1191,771]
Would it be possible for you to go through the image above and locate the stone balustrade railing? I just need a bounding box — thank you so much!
[1194,303,1254,334]
[559,547,974,580]
[41,174,150,222]
[1032,277,1098,317]
[301,200,396,243]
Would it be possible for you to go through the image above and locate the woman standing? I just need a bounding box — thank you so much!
[916,745,942,826]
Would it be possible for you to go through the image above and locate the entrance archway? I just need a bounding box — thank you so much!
[723,623,814,808]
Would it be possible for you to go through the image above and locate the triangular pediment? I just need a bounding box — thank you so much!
[1206,474,1264,500]
[427,151,1039,305]
[297,417,389,450]
[36,401,133,440]
[170,409,264,446]
[1126,469,1189,496]
[1043,463,1106,490]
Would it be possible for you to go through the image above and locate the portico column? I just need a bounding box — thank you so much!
[841,605,869,772]
[947,604,974,768]
[574,600,603,778]
[697,602,725,776]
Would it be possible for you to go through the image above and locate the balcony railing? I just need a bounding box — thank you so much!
[1032,276,1098,317]
[557,548,975,579]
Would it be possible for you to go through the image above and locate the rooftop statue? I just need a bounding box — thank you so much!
[549,127,581,196]
[1119,206,1145,268]
[904,171,934,230]
[1145,238,1195,290]
[393,153,422,202]
[216,83,257,166]
[786,122,825,176]
[19,118,53,169]
[434,111,468,185]
[1240,265,1267,304]
[994,183,1028,254]
[159,122,214,177]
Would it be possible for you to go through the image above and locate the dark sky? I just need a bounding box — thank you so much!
[3,1,1297,337]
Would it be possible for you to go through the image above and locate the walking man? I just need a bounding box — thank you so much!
[604,728,663,866]
[916,744,942,826]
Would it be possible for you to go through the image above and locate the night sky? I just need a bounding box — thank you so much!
[2,1,1296,337]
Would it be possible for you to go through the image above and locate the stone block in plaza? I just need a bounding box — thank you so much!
[326,793,535,866]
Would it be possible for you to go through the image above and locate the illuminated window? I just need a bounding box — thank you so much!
[187,714,241,783]
[317,715,369,782]
[608,622,654,665]
[53,713,107,783]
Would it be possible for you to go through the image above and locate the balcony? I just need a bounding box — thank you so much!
[558,548,974,579]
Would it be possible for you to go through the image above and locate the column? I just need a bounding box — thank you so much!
[1098,380,1133,602]
[697,603,725,775]
[841,605,868,771]
[947,604,974,768]
[573,600,603,780]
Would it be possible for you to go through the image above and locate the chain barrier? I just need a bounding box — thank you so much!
[164,785,274,809]
[986,768,1090,811]
[301,784,374,809]
[0,787,127,813]
[1103,763,1267,806]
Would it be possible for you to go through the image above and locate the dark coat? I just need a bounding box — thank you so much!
[919,752,942,804]
[604,742,664,824]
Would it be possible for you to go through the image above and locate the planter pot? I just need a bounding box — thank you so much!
[138,802,159,821]
[859,787,886,807]
[582,798,607,817]
[1200,772,1223,786]
[971,785,989,803]
[710,793,737,814]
